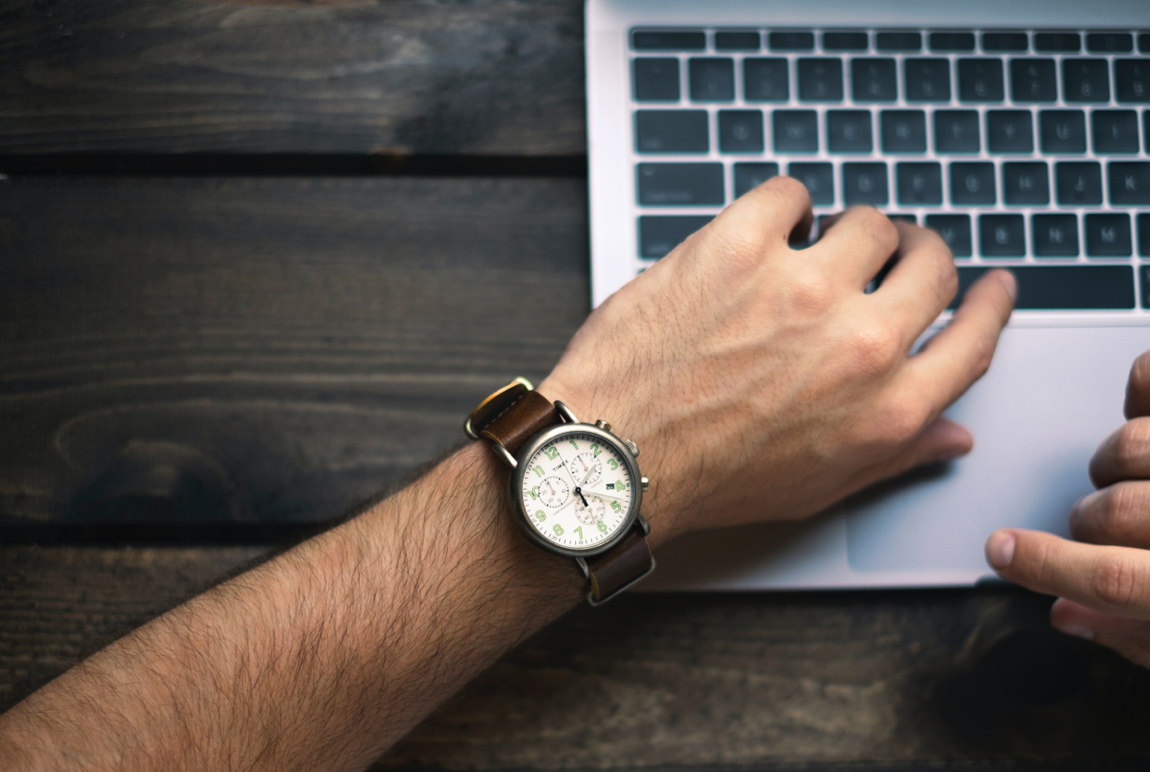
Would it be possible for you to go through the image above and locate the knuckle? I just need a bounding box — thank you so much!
[846,324,902,375]
[1112,420,1150,470]
[771,174,812,204]
[1091,553,1145,611]
[1097,485,1141,542]
[868,394,930,447]
[787,271,836,316]
[967,329,996,379]
[852,206,899,251]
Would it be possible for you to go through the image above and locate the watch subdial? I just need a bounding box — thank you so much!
[570,452,603,487]
[537,476,570,509]
[574,496,607,526]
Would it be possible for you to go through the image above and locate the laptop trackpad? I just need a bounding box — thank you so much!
[846,324,1150,573]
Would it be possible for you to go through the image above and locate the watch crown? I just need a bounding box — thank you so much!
[641,476,649,492]
[624,439,640,458]
[595,419,612,432]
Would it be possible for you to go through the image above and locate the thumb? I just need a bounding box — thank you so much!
[1051,597,1150,669]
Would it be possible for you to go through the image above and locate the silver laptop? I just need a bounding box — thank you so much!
[584,0,1150,589]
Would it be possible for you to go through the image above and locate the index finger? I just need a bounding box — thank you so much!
[1126,349,1150,419]
[986,528,1150,620]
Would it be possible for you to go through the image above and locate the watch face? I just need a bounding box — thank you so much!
[518,430,635,551]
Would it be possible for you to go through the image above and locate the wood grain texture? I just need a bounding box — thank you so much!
[0,176,589,529]
[0,0,585,155]
[3,546,1149,766]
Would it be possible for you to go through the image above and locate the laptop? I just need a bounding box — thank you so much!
[584,0,1150,589]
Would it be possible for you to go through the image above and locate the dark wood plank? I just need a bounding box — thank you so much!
[3,546,1149,765]
[0,0,585,156]
[0,176,589,530]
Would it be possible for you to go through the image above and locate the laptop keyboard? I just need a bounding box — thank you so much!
[628,28,1150,310]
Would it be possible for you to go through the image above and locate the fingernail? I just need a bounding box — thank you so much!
[986,531,1016,570]
[997,270,1018,302]
[1055,622,1095,642]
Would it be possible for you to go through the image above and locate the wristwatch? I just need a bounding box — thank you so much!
[464,378,656,605]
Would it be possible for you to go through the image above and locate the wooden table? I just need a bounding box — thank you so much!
[3,2,1149,768]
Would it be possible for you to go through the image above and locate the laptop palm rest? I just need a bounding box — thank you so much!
[645,325,1150,590]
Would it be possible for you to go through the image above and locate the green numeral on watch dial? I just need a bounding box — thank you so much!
[610,501,622,513]
[607,458,619,470]
[535,510,546,521]
[591,443,601,457]
[553,524,564,536]
[569,439,579,450]
[544,447,559,461]
[532,465,544,478]
[615,480,626,491]
[597,521,608,533]
[574,526,583,539]
[528,486,538,500]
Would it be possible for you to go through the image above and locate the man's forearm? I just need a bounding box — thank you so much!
[0,443,582,771]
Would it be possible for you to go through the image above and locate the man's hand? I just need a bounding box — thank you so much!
[986,349,1150,669]
[544,177,1017,539]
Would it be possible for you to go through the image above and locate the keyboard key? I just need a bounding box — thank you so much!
[1141,213,1150,257]
[842,162,889,205]
[715,31,760,51]
[1086,213,1133,257]
[958,58,1005,102]
[954,266,1134,309]
[734,162,779,198]
[980,214,1026,257]
[823,31,868,51]
[935,110,980,153]
[788,162,834,205]
[950,162,996,205]
[634,110,708,153]
[1003,162,1050,205]
[896,162,943,205]
[1035,32,1081,53]
[877,31,922,51]
[744,58,789,102]
[1110,162,1150,205]
[1056,161,1103,204]
[929,31,975,52]
[982,31,1029,52]
[1009,58,1057,102]
[888,214,918,224]
[827,110,873,153]
[987,110,1034,153]
[639,215,713,259]
[926,214,973,257]
[881,110,927,153]
[632,31,706,51]
[905,58,951,102]
[798,58,844,102]
[851,58,897,102]
[633,58,680,101]
[1116,59,1150,103]
[773,110,819,153]
[1032,214,1080,257]
[1087,33,1133,53]
[637,163,724,206]
[718,110,765,153]
[689,58,735,101]
[769,30,814,51]
[1063,58,1110,103]
[1142,34,1150,54]
[1040,110,1087,153]
[1094,110,1141,154]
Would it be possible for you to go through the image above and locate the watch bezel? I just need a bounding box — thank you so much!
[510,423,643,558]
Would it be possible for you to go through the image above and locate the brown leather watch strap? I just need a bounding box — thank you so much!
[478,390,561,456]
[585,523,655,604]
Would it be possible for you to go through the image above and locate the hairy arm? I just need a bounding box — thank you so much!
[0,444,585,771]
[0,178,1016,770]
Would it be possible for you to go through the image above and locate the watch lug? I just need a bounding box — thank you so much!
[555,400,579,425]
[490,442,518,469]
[636,510,651,536]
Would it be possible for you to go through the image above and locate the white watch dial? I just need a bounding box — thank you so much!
[520,431,634,550]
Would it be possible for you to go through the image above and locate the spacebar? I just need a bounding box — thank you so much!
[951,266,1135,310]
